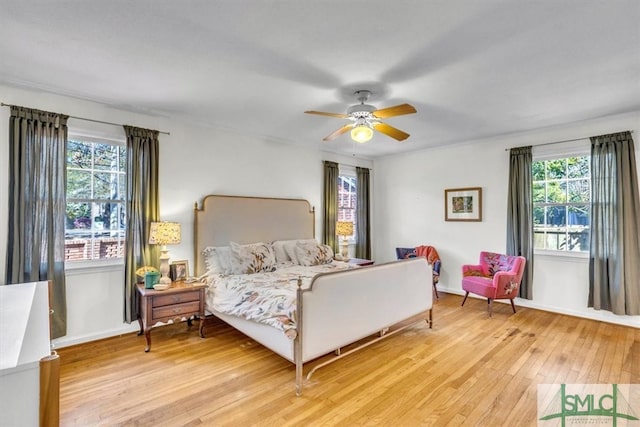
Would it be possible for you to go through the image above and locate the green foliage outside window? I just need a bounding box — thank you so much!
[65,139,126,261]
[533,156,590,252]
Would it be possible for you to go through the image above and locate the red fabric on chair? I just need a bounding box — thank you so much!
[415,246,440,275]
[414,245,441,299]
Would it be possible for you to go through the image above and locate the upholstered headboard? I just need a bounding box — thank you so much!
[193,195,315,275]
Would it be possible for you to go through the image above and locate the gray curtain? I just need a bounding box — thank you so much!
[506,146,534,299]
[123,126,160,323]
[322,161,339,253]
[5,106,68,338]
[355,166,371,259]
[589,131,640,315]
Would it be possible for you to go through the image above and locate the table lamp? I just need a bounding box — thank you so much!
[148,221,181,285]
[336,221,354,260]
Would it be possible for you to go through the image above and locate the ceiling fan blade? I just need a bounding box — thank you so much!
[372,103,417,119]
[304,110,349,119]
[373,122,410,141]
[323,124,352,141]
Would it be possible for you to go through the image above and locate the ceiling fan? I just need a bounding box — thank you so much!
[304,90,417,143]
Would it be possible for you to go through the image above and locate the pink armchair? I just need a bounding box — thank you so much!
[461,251,526,317]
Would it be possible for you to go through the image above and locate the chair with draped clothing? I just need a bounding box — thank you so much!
[395,245,441,300]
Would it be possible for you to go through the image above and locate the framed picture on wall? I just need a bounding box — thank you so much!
[170,260,189,281]
[445,187,482,221]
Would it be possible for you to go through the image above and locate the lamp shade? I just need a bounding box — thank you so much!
[148,222,181,245]
[350,124,373,143]
[336,221,354,237]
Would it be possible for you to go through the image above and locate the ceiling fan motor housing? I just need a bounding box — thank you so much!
[347,103,376,116]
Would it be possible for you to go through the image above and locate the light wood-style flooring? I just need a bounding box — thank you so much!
[57,293,639,426]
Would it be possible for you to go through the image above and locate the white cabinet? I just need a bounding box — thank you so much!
[0,281,53,427]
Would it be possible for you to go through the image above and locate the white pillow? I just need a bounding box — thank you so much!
[272,240,293,263]
[294,241,334,266]
[229,241,277,274]
[201,246,233,275]
[283,239,317,265]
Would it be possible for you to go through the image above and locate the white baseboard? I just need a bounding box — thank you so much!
[438,286,640,328]
[52,323,139,349]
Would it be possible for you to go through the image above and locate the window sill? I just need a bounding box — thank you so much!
[65,260,125,276]
[534,250,589,262]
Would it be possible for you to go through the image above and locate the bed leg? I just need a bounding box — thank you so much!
[295,358,302,397]
[295,276,303,396]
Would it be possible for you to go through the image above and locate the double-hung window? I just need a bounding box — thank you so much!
[338,168,357,242]
[532,141,590,253]
[65,135,126,263]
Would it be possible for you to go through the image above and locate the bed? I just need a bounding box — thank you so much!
[194,194,433,395]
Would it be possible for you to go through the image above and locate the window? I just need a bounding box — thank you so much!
[338,174,357,240]
[532,155,590,252]
[65,137,126,262]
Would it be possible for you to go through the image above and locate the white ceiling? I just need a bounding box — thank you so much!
[1,1,639,158]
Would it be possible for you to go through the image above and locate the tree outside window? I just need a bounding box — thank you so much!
[65,138,126,261]
[532,155,590,252]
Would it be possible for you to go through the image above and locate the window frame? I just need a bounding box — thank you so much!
[65,132,127,268]
[532,140,590,259]
[337,166,357,244]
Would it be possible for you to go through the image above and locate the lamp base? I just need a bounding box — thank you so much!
[340,239,349,260]
[158,248,171,285]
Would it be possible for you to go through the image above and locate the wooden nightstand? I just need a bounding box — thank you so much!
[348,258,374,266]
[136,282,206,352]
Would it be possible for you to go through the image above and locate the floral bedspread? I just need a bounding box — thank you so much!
[204,261,356,339]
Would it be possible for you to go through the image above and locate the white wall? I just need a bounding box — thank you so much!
[1,84,638,348]
[372,110,640,328]
[0,85,372,347]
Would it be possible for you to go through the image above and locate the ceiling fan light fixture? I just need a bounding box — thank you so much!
[351,123,373,143]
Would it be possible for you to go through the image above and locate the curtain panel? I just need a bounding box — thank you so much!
[6,106,68,338]
[322,161,339,253]
[123,125,160,323]
[589,131,640,315]
[506,146,534,299]
[355,167,371,259]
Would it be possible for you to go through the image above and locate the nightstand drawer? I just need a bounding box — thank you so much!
[153,301,201,320]
[153,291,201,307]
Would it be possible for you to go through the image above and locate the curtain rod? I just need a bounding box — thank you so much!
[1,102,170,135]
[505,130,634,151]
[340,163,371,170]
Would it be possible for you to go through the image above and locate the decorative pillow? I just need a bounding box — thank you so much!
[284,239,318,265]
[202,246,234,275]
[294,241,334,266]
[482,252,517,276]
[229,241,277,274]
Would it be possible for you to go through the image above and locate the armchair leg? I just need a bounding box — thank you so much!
[433,283,439,301]
[488,298,493,317]
[461,292,469,306]
[510,298,517,313]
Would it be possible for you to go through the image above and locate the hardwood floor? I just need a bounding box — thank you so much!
[57,293,639,426]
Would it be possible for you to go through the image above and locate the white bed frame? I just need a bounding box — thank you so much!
[194,195,433,395]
